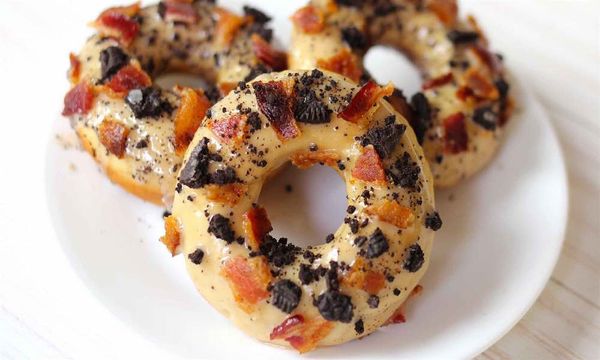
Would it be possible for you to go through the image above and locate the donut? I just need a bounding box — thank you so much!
[289,0,513,187]
[168,69,442,352]
[62,1,286,205]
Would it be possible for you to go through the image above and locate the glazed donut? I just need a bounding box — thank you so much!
[168,69,442,352]
[289,0,513,187]
[62,1,286,205]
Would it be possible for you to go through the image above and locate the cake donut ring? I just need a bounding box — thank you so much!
[289,0,513,187]
[62,1,286,205]
[168,70,442,352]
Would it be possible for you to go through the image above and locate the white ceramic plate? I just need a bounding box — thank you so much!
[45,1,568,358]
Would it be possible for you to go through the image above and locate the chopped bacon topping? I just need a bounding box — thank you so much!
[290,5,325,34]
[252,81,300,141]
[422,73,453,90]
[384,285,423,325]
[251,34,287,71]
[443,112,468,154]
[352,145,386,183]
[174,88,211,153]
[339,81,393,123]
[290,150,340,169]
[464,68,499,100]
[343,258,385,295]
[104,64,151,95]
[209,114,247,144]
[162,1,198,24]
[270,315,333,353]
[469,45,503,75]
[366,200,414,229]
[205,184,247,206]
[68,53,81,84]
[221,256,271,313]
[214,8,245,48]
[93,3,141,46]
[425,0,458,26]
[317,49,362,83]
[62,82,94,116]
[243,206,273,250]
[160,215,181,256]
[98,117,130,158]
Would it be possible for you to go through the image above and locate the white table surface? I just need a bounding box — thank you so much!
[0,0,598,358]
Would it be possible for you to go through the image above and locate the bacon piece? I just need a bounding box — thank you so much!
[469,45,503,75]
[384,285,423,325]
[251,34,287,71]
[174,88,210,154]
[339,81,393,123]
[205,183,247,206]
[425,0,457,26]
[104,64,151,95]
[221,256,271,313]
[252,81,300,141]
[443,112,468,154]
[464,68,499,100]
[317,49,362,83]
[209,114,247,144]
[160,215,181,256]
[366,200,414,229]
[93,3,141,46]
[62,82,94,116]
[214,8,245,47]
[352,145,386,183]
[422,73,453,90]
[162,1,197,24]
[270,315,334,353]
[243,206,273,250]
[98,117,130,158]
[290,5,325,34]
[343,259,386,295]
[68,53,81,84]
[290,150,340,169]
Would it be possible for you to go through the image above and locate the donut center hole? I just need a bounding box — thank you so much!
[364,46,422,97]
[258,164,347,248]
[154,72,209,91]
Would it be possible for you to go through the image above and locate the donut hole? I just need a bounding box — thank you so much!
[154,72,209,91]
[364,46,422,97]
[258,164,347,248]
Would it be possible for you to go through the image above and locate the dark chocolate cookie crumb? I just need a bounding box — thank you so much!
[495,78,510,99]
[207,214,235,244]
[409,93,432,144]
[354,236,367,247]
[99,46,129,83]
[341,26,368,50]
[367,295,379,308]
[271,280,302,313]
[325,233,335,243]
[243,5,271,24]
[126,87,173,118]
[425,211,443,231]
[393,288,401,296]
[354,319,365,334]
[346,205,356,214]
[188,249,204,265]
[344,217,360,234]
[294,89,331,124]
[325,262,340,290]
[247,111,262,131]
[179,138,211,188]
[209,167,238,185]
[447,30,480,44]
[299,264,315,285]
[403,244,425,272]
[361,123,406,159]
[387,152,421,190]
[315,290,354,323]
[473,106,498,130]
[366,228,389,259]
[260,235,300,267]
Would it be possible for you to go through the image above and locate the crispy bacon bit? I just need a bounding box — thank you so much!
[62,82,94,116]
[214,8,245,47]
[252,81,300,141]
[467,15,487,44]
[455,86,474,101]
[93,3,141,46]
[174,88,210,153]
[218,82,237,97]
[210,114,247,144]
[251,34,287,71]
[160,215,181,256]
[343,259,385,295]
[290,5,325,34]
[98,117,130,158]
[104,64,151,95]
[366,200,414,229]
[317,49,362,83]
[290,150,340,169]
[243,206,273,250]
[463,68,499,100]
[270,315,333,353]
[425,0,457,26]
[68,53,81,84]
[352,145,386,183]
[469,45,503,75]
[162,1,197,24]
[222,256,272,313]
[205,183,247,206]
[339,81,394,123]
[443,112,468,154]
[422,73,453,90]
[384,285,423,325]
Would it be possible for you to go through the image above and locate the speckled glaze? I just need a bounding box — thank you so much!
[290,0,513,187]
[66,2,278,206]
[171,70,438,351]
